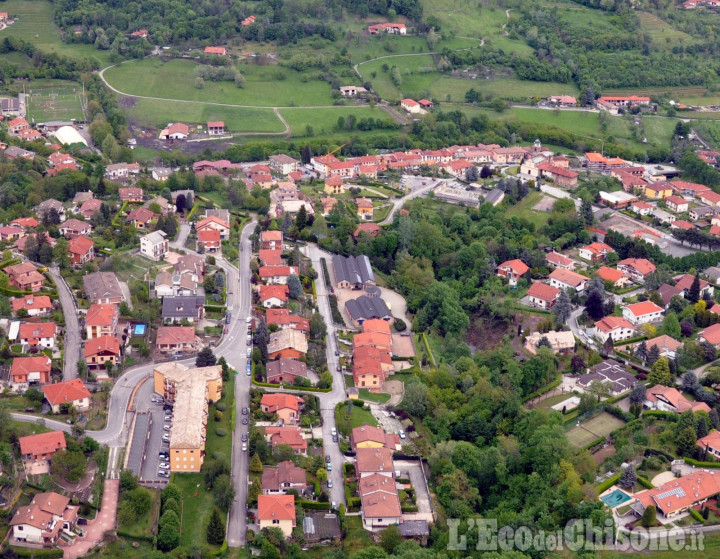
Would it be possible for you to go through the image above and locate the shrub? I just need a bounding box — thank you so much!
[215,428,227,436]
[216,402,227,412]
[394,319,407,331]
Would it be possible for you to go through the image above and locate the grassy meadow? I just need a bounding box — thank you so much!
[279,106,393,135]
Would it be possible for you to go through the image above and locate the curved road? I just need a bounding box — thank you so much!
[380,179,439,225]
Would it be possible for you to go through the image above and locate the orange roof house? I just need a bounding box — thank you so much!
[265,426,308,455]
[548,268,589,292]
[267,329,308,359]
[5,262,45,292]
[204,46,227,55]
[351,425,399,451]
[353,331,392,351]
[257,494,296,537]
[19,431,67,474]
[68,235,94,267]
[85,303,119,340]
[10,356,51,385]
[12,295,52,316]
[634,470,720,518]
[645,384,710,414]
[18,322,57,349]
[41,379,92,413]
[260,394,304,424]
[355,447,394,478]
[84,335,120,369]
[617,258,656,283]
[496,259,529,284]
[354,222,381,239]
[259,284,289,307]
[197,229,221,253]
[526,282,559,309]
[362,318,392,335]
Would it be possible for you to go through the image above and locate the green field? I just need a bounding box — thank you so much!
[121,97,284,132]
[602,533,720,559]
[279,106,393,135]
[0,0,113,65]
[347,34,479,64]
[423,0,508,38]
[567,411,626,449]
[430,76,578,103]
[104,58,335,107]
[27,81,86,122]
[359,54,438,101]
[505,191,551,229]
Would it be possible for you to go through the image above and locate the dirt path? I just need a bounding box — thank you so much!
[63,480,118,559]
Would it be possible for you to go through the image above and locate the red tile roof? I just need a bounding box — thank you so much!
[19,322,57,341]
[41,379,91,406]
[85,304,118,327]
[618,258,656,276]
[10,356,51,379]
[526,282,559,302]
[624,301,664,317]
[84,335,120,357]
[19,431,66,457]
[498,259,529,276]
[596,266,624,283]
[259,284,289,302]
[549,268,588,287]
[12,295,52,313]
[546,252,573,267]
[701,323,720,345]
[257,494,295,521]
[68,235,94,255]
[261,393,303,413]
[156,326,195,346]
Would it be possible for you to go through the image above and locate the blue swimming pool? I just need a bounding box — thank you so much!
[601,488,631,508]
[134,324,147,336]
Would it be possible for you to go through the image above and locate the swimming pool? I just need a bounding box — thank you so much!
[601,488,631,508]
[134,324,147,336]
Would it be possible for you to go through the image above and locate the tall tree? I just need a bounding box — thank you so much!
[688,273,701,303]
[581,198,594,226]
[585,289,606,321]
[176,194,186,213]
[295,205,308,230]
[648,356,672,386]
[206,507,226,545]
[619,464,637,489]
[646,344,661,365]
[287,275,302,300]
[301,145,311,165]
[196,347,217,367]
[553,288,572,324]
[255,319,269,362]
[634,340,648,362]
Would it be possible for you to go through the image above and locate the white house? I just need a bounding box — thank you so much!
[622,301,664,326]
[18,322,57,350]
[548,268,588,292]
[594,316,637,343]
[140,231,169,261]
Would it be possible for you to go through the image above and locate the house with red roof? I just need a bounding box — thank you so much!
[12,295,52,317]
[18,431,66,475]
[265,308,310,333]
[0,225,25,242]
[260,394,304,424]
[549,268,589,292]
[257,494,296,537]
[262,460,306,495]
[537,161,579,188]
[674,273,714,299]
[671,180,710,198]
[631,201,653,215]
[18,322,57,350]
[85,304,119,340]
[665,195,689,213]
[160,123,190,140]
[547,95,577,107]
[119,187,144,202]
[697,430,720,460]
[207,121,225,135]
[78,199,103,220]
[204,46,227,56]
[84,335,120,370]
[622,301,664,326]
[596,96,651,114]
[578,242,614,262]
[496,259,529,286]
[354,222,381,239]
[400,99,423,114]
[593,316,637,343]
[617,258,656,284]
[259,265,299,285]
[525,282,559,310]
[5,262,45,292]
[644,384,710,414]
[126,207,156,230]
[10,217,39,230]
[259,249,283,266]
[368,22,406,34]
[699,190,720,207]
[260,230,283,250]
[196,215,230,239]
[546,252,575,270]
[8,117,30,135]
[67,235,94,267]
[11,356,52,386]
[670,219,694,231]
[197,229,221,253]
[259,285,289,308]
[42,378,91,413]
[596,266,629,288]
[699,323,720,347]
[633,470,720,518]
[265,426,308,456]
[155,326,197,354]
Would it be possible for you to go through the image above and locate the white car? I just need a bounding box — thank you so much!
[331,427,337,436]
[246,316,252,323]
[162,433,170,441]
[163,425,171,431]
[247,348,252,357]
[242,443,247,452]
[399,430,406,439]
[158,462,170,469]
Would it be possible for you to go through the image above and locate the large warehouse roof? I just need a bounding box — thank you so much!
[52,126,87,146]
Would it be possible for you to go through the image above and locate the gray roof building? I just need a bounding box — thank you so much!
[577,359,637,395]
[703,266,720,284]
[83,272,125,304]
[4,146,35,160]
[484,189,506,207]
[303,513,342,542]
[204,208,230,223]
[345,296,391,324]
[162,296,205,321]
[266,359,308,382]
[1,98,20,113]
[332,254,375,288]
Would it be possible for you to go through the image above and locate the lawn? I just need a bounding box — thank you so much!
[335,401,378,437]
[172,473,219,549]
[358,389,391,404]
[343,514,375,556]
[1,0,113,65]
[204,372,235,462]
[505,190,551,229]
[104,58,335,106]
[430,76,578,103]
[120,97,284,133]
[346,34,479,63]
[279,106,393,136]
[118,488,160,538]
[601,532,720,559]
[26,81,87,123]
[533,392,577,410]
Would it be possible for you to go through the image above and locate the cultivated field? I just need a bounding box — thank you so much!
[26,81,87,122]
[423,0,508,38]
[637,11,693,48]
[359,54,438,101]
[0,0,113,65]
[567,411,626,449]
[104,58,336,107]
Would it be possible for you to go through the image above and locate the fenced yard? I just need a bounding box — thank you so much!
[567,411,626,449]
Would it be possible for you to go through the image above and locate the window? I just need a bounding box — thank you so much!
[272,520,279,524]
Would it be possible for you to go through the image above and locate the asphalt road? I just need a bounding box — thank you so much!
[50,266,81,380]
[170,223,191,250]
[380,180,439,225]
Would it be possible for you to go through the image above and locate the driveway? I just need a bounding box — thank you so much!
[170,223,191,250]
[49,267,81,380]
[393,459,433,522]
[63,480,118,559]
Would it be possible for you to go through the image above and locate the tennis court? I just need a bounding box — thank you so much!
[27,84,86,123]
[567,411,626,449]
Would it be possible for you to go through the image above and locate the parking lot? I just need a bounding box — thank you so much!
[125,378,172,485]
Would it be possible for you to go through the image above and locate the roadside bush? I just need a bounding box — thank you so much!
[215,428,227,436]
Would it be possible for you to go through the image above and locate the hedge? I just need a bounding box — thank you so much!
[578,437,605,453]
[614,350,643,365]
[684,457,720,468]
[117,531,155,542]
[396,478,411,484]
[298,500,332,510]
[401,505,419,513]
[10,548,64,558]
[213,541,229,556]
[690,508,705,523]
[643,410,678,421]
[0,258,21,269]
[614,335,647,347]
[0,285,30,297]
[522,373,562,403]
[251,378,331,393]
[637,476,654,489]
[421,333,435,366]
[205,304,226,313]
[596,473,622,493]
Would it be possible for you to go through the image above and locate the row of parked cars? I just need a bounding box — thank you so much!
[152,395,173,478]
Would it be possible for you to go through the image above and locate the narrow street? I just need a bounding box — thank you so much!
[49,266,81,380]
[170,222,191,249]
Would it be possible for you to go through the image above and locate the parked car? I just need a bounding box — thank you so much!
[164,415,172,421]
[158,462,170,470]
[241,433,248,442]
[157,470,170,478]
[163,425,171,431]
[242,443,247,452]
[325,454,331,463]
[334,350,339,356]
[242,407,249,415]
[247,348,252,357]
[151,397,163,403]
[246,316,252,323]
[332,434,338,443]
[399,430,406,439]
[331,428,337,436]
[327,480,333,488]
[326,463,332,472]
[242,417,248,425]
[162,433,170,441]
